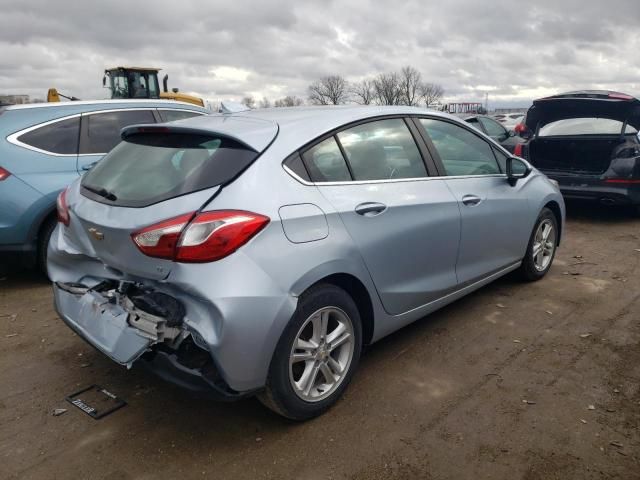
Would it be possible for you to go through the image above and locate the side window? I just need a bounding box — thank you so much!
[465,117,482,132]
[283,152,311,182]
[17,117,80,154]
[336,119,427,181]
[478,117,508,139]
[81,110,156,154]
[302,137,351,182]
[419,118,500,176]
[159,110,204,123]
[492,147,509,173]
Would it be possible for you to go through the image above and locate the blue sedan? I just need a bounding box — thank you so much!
[0,99,207,272]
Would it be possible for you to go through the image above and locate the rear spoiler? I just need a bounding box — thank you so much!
[121,115,279,153]
[121,124,257,152]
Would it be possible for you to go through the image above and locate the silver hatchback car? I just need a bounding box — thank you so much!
[49,106,565,420]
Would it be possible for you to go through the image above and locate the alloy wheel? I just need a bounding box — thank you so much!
[289,307,355,402]
[532,219,556,271]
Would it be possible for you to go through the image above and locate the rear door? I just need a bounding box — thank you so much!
[416,117,530,285]
[306,117,461,316]
[77,109,157,173]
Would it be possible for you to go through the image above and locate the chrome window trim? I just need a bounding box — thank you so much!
[81,107,159,116]
[157,108,207,115]
[6,114,81,157]
[4,99,199,110]
[282,164,506,186]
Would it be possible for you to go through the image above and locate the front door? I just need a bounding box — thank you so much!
[417,117,530,285]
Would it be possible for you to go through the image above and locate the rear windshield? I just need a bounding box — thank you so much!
[539,118,638,136]
[81,133,257,207]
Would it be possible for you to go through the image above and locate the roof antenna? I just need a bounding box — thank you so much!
[219,101,250,114]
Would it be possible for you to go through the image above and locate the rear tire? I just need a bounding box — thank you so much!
[37,217,57,277]
[258,284,362,420]
[518,207,558,281]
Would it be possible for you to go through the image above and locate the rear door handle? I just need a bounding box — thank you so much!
[355,202,387,217]
[462,194,482,206]
[81,162,98,171]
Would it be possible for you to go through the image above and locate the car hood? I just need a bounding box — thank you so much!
[525,91,640,131]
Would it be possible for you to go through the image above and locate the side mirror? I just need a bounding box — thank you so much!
[102,75,106,87]
[506,157,531,186]
[508,130,516,137]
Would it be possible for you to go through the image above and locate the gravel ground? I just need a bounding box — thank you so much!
[1,201,639,480]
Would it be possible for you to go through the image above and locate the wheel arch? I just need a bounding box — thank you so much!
[300,272,375,346]
[543,200,563,245]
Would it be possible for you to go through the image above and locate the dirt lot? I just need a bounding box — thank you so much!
[1,201,639,480]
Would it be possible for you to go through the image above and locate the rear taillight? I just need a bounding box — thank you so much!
[0,166,10,181]
[604,178,640,184]
[56,188,70,226]
[131,212,194,260]
[132,210,269,263]
[608,92,634,100]
[514,123,527,135]
[514,144,524,157]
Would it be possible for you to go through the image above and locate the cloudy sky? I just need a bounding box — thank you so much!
[1,0,639,108]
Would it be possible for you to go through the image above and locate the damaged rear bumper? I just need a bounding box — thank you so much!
[53,283,153,366]
[53,281,252,400]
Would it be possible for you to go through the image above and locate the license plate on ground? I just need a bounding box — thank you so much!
[65,384,127,419]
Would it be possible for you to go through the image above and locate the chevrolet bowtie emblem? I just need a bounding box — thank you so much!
[88,227,104,241]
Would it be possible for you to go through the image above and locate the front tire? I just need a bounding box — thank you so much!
[259,284,362,420]
[518,207,558,281]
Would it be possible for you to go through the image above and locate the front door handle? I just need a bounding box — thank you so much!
[355,202,387,217]
[462,194,482,206]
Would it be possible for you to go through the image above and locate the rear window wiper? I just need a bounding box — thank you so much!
[83,184,118,201]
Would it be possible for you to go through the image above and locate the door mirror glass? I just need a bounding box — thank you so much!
[506,156,530,186]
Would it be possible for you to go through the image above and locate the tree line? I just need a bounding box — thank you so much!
[241,66,444,109]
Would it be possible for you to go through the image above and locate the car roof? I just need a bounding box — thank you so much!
[4,99,203,111]
[538,90,637,101]
[130,105,461,152]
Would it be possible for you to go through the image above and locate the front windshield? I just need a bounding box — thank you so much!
[109,71,159,99]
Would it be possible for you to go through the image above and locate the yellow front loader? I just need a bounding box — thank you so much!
[47,67,204,107]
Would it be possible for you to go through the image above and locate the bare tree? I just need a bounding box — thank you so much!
[419,83,445,107]
[373,72,401,105]
[308,75,349,105]
[242,96,256,109]
[274,96,304,107]
[398,66,422,106]
[258,97,271,108]
[351,79,375,105]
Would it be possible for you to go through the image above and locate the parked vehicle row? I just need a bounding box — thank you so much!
[48,106,565,419]
[0,100,207,271]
